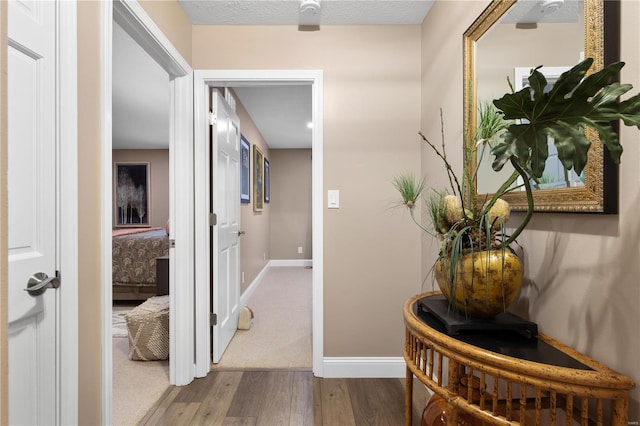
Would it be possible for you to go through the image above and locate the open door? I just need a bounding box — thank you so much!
[6,0,78,422]
[210,90,242,363]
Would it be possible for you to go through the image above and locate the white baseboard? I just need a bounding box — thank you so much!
[240,263,270,306]
[269,259,313,267]
[322,357,406,378]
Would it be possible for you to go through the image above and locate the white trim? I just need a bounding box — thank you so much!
[57,1,78,423]
[193,70,324,377]
[169,70,195,386]
[269,259,313,268]
[99,3,114,425]
[101,0,194,422]
[239,263,271,307]
[322,357,407,378]
[112,0,190,76]
[311,73,324,377]
[192,73,210,377]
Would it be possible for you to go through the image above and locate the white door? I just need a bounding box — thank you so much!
[211,91,242,363]
[7,0,59,424]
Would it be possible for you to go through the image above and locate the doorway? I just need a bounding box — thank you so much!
[101,1,194,424]
[193,71,324,378]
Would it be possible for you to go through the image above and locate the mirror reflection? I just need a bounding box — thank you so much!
[464,0,617,213]
[475,0,585,195]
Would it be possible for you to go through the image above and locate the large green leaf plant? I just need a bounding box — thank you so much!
[395,58,640,258]
[488,58,640,245]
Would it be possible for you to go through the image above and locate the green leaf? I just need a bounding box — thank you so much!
[492,59,640,179]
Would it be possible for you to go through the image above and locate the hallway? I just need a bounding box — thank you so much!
[214,266,312,369]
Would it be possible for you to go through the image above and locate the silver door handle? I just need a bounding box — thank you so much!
[24,272,60,296]
[238,231,245,236]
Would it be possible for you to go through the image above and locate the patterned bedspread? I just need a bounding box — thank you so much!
[112,229,169,288]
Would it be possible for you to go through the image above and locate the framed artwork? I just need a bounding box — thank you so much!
[114,162,150,227]
[253,145,264,212]
[240,135,250,203]
[264,157,270,203]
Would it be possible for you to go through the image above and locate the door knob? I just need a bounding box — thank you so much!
[238,230,245,236]
[24,272,60,296]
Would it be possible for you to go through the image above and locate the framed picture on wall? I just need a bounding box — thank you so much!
[114,162,150,227]
[240,135,250,203]
[253,145,264,212]
[264,157,270,203]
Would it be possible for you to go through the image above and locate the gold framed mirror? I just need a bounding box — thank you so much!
[463,0,619,213]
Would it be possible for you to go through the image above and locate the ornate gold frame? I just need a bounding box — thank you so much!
[463,0,618,213]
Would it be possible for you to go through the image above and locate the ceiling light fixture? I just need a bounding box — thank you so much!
[540,0,564,14]
[299,0,321,27]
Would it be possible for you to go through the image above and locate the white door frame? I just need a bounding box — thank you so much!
[193,70,324,377]
[100,1,194,424]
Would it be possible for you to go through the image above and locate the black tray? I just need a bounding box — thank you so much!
[418,295,538,338]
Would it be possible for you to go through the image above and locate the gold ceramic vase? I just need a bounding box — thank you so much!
[434,249,523,318]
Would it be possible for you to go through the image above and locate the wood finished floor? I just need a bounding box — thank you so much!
[137,369,427,426]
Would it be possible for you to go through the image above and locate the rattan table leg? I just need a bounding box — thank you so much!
[406,366,413,426]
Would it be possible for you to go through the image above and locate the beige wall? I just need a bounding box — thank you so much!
[421,0,640,418]
[138,0,192,65]
[193,25,423,357]
[112,149,170,229]
[233,93,272,293]
[269,149,312,260]
[77,2,103,424]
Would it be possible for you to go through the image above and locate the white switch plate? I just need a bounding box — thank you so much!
[328,190,340,209]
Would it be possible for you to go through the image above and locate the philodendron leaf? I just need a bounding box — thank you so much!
[491,58,640,177]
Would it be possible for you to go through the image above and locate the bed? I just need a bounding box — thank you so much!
[112,227,170,300]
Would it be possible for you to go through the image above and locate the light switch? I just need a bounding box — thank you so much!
[328,190,340,209]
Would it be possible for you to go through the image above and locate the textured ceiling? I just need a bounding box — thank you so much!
[501,0,581,24]
[178,0,434,25]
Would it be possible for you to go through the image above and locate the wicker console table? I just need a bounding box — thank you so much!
[404,292,635,425]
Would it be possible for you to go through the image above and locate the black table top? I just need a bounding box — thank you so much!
[413,295,591,371]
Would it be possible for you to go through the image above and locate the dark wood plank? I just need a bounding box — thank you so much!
[370,378,405,426]
[289,371,314,426]
[256,370,294,425]
[320,378,356,426]
[222,417,257,425]
[347,378,395,426]
[159,402,200,425]
[312,376,323,426]
[138,370,416,426]
[226,370,271,417]
[139,386,182,425]
[173,370,219,403]
[409,378,429,426]
[190,370,244,425]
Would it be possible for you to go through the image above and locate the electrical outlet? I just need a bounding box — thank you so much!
[241,272,245,284]
[298,246,303,254]
[263,252,266,261]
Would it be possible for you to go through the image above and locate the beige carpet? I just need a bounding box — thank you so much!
[113,306,169,426]
[213,266,312,369]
